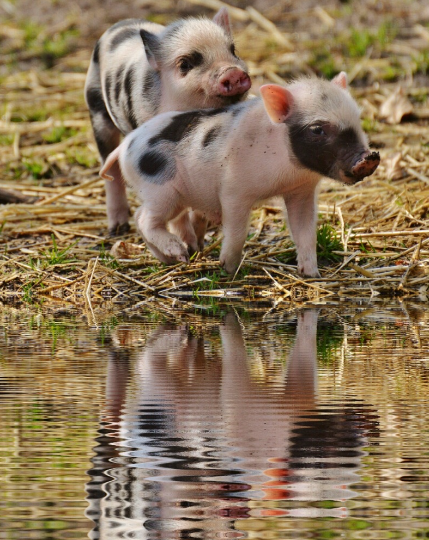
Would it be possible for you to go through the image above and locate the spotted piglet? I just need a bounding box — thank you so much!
[100,73,380,277]
[85,9,250,235]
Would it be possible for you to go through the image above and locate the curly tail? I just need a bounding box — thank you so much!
[99,146,121,181]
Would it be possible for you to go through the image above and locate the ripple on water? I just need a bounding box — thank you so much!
[1,305,429,538]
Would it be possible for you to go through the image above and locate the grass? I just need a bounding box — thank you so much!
[43,126,77,144]
[317,223,344,263]
[343,21,397,58]
[29,235,78,270]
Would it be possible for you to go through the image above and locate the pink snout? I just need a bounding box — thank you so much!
[351,151,380,180]
[217,68,251,97]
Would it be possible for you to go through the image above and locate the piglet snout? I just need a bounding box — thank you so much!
[217,68,251,96]
[350,151,380,181]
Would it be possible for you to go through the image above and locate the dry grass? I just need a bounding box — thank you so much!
[1,0,429,317]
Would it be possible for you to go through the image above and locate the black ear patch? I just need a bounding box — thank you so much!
[288,117,361,179]
[140,29,161,64]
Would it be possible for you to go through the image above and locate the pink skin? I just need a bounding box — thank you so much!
[101,74,379,278]
[217,67,251,97]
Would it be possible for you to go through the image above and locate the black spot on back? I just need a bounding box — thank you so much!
[105,73,112,103]
[149,108,225,145]
[124,66,137,129]
[110,28,137,51]
[139,150,169,177]
[92,40,100,64]
[89,112,118,159]
[114,65,125,104]
[86,87,106,114]
[231,102,247,118]
[142,70,161,114]
[202,125,221,147]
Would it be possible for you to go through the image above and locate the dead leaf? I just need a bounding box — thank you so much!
[379,87,413,124]
[110,241,145,259]
[385,152,404,180]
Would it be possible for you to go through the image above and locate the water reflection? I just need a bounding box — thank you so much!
[86,310,378,538]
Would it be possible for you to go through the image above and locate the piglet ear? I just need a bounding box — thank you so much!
[260,84,293,123]
[140,29,160,71]
[213,7,232,38]
[331,71,348,90]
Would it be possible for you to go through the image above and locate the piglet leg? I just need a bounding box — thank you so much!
[219,203,251,274]
[88,98,130,235]
[189,210,208,252]
[135,206,189,264]
[169,211,199,255]
[284,187,320,278]
[104,161,131,235]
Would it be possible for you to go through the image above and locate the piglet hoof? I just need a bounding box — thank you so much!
[298,266,321,279]
[220,256,240,275]
[108,222,131,237]
[164,240,190,265]
[187,245,197,258]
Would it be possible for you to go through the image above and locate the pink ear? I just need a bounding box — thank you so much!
[260,84,293,123]
[213,7,232,37]
[331,71,348,89]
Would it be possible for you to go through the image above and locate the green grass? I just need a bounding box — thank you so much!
[43,125,77,144]
[343,21,397,58]
[317,223,344,263]
[22,158,54,179]
[30,235,78,270]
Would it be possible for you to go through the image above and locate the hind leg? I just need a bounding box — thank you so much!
[189,210,208,251]
[169,211,199,256]
[85,64,130,234]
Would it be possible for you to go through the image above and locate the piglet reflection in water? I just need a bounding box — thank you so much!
[86,311,378,538]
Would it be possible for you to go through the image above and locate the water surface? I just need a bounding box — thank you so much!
[1,303,429,539]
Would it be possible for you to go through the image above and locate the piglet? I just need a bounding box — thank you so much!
[85,8,251,234]
[100,73,380,277]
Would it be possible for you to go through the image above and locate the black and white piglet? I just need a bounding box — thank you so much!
[100,73,380,277]
[85,8,250,234]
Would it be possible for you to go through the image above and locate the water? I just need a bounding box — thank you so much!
[1,303,429,539]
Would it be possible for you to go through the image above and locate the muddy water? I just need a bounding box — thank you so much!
[1,304,429,539]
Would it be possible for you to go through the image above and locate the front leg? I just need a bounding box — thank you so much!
[219,203,251,274]
[134,206,189,265]
[283,186,320,278]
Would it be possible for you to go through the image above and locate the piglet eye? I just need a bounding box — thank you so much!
[309,125,326,136]
[179,58,193,75]
[178,52,203,76]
